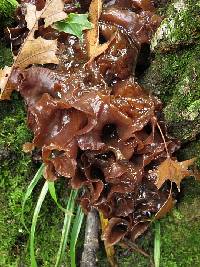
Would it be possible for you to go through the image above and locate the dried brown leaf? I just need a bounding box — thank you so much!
[0,67,12,97]
[86,0,114,61]
[15,36,59,68]
[86,0,102,58]
[155,186,174,219]
[155,158,195,191]
[25,3,38,31]
[25,0,67,30]
[0,0,65,99]
[23,142,35,153]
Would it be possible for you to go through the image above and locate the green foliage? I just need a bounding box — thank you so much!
[70,205,84,267]
[22,164,44,231]
[30,181,48,267]
[0,42,13,68]
[55,190,78,267]
[0,0,18,28]
[55,13,93,40]
[48,181,71,213]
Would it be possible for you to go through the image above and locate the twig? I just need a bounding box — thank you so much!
[120,239,154,266]
[156,122,170,158]
[81,209,99,267]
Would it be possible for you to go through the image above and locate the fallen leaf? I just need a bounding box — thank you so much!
[86,0,115,61]
[23,142,35,153]
[15,36,59,68]
[25,0,67,30]
[131,222,149,241]
[86,0,102,58]
[155,185,174,219]
[100,212,117,267]
[25,3,38,31]
[0,0,66,99]
[155,157,195,191]
[0,66,12,98]
[54,13,93,40]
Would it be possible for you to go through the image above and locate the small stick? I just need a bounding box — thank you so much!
[81,209,100,267]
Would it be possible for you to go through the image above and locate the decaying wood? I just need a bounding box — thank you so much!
[81,209,100,267]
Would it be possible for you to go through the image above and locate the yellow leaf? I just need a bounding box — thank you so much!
[100,212,117,267]
[155,158,195,191]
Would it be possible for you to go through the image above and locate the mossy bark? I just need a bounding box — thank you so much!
[0,0,200,266]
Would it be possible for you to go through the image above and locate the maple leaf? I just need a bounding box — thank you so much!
[86,0,115,61]
[155,157,195,191]
[54,13,93,40]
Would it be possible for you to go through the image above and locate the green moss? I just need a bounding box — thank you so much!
[0,99,71,265]
[0,92,33,266]
[177,139,200,169]
[0,95,72,266]
[0,0,18,28]
[152,0,200,52]
[0,42,70,266]
[163,46,200,140]
[141,46,199,104]
[157,0,173,16]
[141,43,200,141]
[145,0,200,141]
[159,178,200,267]
[0,42,13,68]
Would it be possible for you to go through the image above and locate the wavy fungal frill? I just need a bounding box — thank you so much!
[7,0,180,246]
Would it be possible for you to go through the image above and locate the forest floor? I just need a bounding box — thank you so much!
[0,0,200,266]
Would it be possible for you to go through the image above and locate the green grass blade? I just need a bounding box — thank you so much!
[154,221,161,267]
[55,189,78,267]
[48,181,71,213]
[30,181,48,267]
[21,164,45,231]
[70,205,84,267]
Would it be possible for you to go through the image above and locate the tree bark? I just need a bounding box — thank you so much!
[81,209,99,267]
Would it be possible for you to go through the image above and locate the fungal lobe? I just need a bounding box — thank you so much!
[1,0,195,246]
